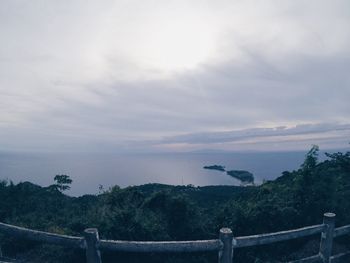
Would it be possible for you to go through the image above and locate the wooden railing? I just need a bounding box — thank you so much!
[0,213,350,263]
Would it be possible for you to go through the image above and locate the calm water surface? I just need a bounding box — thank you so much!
[0,152,308,196]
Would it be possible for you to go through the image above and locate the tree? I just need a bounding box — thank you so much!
[301,145,319,171]
[54,174,72,192]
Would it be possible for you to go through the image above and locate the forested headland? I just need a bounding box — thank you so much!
[0,146,349,262]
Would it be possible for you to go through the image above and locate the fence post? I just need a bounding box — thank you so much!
[319,213,335,263]
[218,228,233,263]
[84,228,102,263]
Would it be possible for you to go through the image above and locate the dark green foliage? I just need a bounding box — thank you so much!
[0,147,349,262]
[53,175,73,192]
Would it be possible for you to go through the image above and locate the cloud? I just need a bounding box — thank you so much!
[162,123,350,144]
[0,1,350,152]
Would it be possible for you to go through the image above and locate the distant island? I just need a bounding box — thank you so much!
[226,170,254,184]
[203,165,254,184]
[203,165,226,172]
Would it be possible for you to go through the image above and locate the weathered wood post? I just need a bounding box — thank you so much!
[84,228,102,263]
[319,212,335,263]
[218,228,233,263]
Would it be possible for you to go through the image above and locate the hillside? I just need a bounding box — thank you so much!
[0,146,349,262]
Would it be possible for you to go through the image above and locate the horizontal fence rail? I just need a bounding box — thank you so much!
[0,213,350,262]
[0,222,84,248]
[235,224,325,248]
[333,225,350,238]
[329,252,350,263]
[99,239,222,253]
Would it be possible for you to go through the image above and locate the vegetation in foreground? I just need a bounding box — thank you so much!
[0,146,349,262]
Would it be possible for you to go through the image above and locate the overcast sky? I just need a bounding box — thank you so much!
[1,0,350,153]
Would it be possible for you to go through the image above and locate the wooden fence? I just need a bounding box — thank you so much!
[0,213,350,263]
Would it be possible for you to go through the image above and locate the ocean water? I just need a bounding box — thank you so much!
[0,151,309,196]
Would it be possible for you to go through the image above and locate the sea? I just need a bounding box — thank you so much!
[0,151,328,196]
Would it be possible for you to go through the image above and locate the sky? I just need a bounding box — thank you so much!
[0,0,350,153]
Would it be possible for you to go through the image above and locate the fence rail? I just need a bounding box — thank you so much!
[0,213,349,263]
[334,225,350,238]
[0,222,84,248]
[234,224,325,248]
[99,239,222,253]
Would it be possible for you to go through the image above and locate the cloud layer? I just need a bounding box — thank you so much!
[0,1,350,152]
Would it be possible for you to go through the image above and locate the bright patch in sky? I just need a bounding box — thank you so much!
[99,5,219,75]
[136,18,216,72]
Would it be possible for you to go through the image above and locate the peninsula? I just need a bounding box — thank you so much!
[226,170,254,183]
